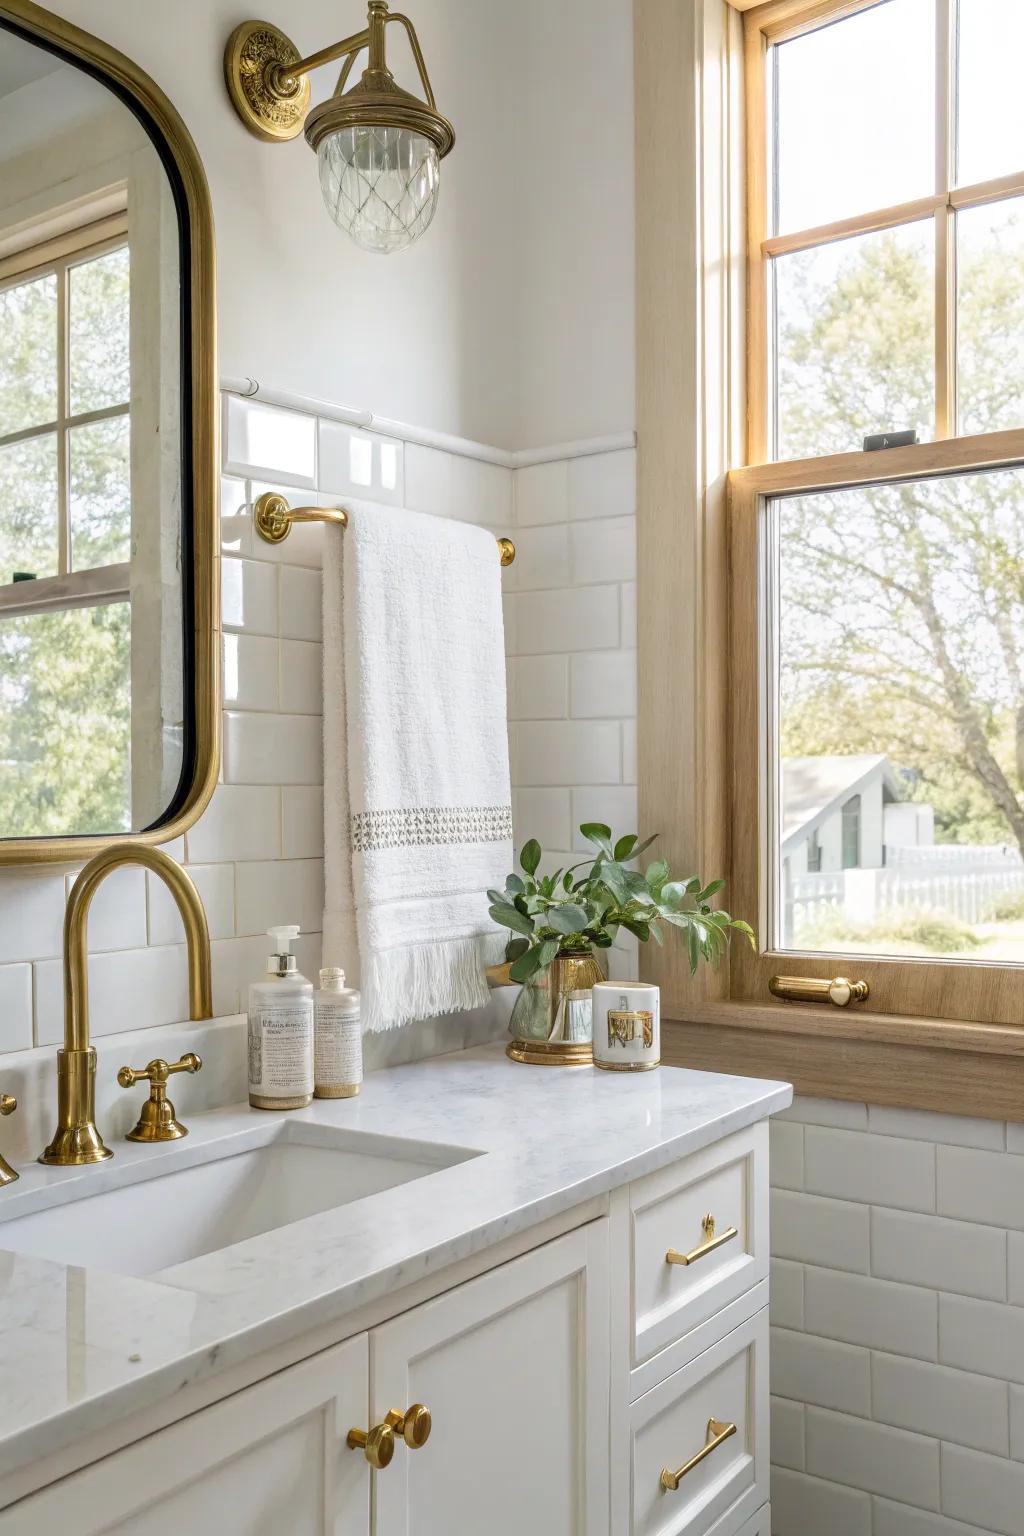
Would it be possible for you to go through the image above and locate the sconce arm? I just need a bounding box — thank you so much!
[275,27,370,92]
[386,14,437,108]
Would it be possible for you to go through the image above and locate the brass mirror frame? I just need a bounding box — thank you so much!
[0,1,219,866]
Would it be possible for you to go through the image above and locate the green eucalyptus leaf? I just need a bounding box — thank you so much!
[579,822,613,855]
[520,839,542,876]
[614,833,638,861]
[504,935,530,962]
[547,903,590,935]
[488,903,535,937]
[537,937,560,968]
[506,874,526,895]
[646,858,670,894]
[658,880,688,909]
[509,945,545,983]
[697,879,725,902]
[631,833,660,859]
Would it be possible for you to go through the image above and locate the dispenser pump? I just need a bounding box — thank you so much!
[267,924,301,976]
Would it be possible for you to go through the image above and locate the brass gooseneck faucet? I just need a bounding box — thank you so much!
[39,844,212,1167]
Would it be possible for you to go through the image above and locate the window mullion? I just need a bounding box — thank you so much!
[935,0,957,440]
[56,257,69,578]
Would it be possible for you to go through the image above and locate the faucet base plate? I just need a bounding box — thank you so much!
[39,1125,113,1166]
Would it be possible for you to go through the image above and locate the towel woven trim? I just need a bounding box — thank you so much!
[351,804,513,854]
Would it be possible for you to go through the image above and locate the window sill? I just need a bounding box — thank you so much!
[663,1003,1024,1119]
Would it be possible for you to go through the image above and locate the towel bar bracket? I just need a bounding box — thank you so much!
[253,491,515,565]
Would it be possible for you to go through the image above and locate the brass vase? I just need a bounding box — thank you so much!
[506,947,607,1066]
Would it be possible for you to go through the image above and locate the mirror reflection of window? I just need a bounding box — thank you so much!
[0,32,182,839]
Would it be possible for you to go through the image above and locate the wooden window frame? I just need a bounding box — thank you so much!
[0,207,130,617]
[640,0,1024,1118]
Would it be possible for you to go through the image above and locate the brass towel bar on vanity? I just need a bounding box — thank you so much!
[253,491,517,566]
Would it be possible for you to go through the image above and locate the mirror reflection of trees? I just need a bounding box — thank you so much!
[0,247,131,836]
[778,206,1024,959]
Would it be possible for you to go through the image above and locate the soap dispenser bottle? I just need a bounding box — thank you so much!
[248,925,314,1110]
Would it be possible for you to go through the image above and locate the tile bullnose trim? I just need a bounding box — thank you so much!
[221,376,636,471]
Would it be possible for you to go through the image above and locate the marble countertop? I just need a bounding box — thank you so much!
[0,1042,790,1492]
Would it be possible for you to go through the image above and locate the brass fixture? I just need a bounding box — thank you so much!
[666,1213,739,1268]
[0,2,220,872]
[117,1053,203,1142]
[40,845,212,1167]
[661,1418,738,1492]
[347,1404,431,1468]
[769,975,869,1007]
[253,491,516,565]
[0,1093,18,1187]
[385,1403,431,1450]
[224,2,454,254]
[347,1420,396,1469]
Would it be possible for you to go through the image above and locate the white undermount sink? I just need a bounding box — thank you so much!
[0,1118,477,1279]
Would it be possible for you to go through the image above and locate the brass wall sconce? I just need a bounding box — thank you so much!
[225,1,454,254]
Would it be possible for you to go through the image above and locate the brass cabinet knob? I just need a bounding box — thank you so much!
[346,1422,396,1470]
[117,1053,202,1142]
[0,1093,18,1188]
[386,1403,432,1449]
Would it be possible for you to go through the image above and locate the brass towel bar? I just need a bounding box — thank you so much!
[253,491,516,566]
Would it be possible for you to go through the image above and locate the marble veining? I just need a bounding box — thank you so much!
[0,1042,790,1491]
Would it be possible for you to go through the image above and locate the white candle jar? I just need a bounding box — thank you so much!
[591,982,660,1072]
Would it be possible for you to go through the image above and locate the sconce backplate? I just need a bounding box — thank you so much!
[224,20,310,142]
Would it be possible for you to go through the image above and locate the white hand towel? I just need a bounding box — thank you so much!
[322,500,512,1032]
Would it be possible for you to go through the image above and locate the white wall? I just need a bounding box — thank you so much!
[45,0,634,452]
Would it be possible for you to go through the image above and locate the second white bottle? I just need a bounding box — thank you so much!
[248,925,314,1110]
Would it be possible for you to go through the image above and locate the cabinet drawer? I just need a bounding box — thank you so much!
[627,1307,768,1536]
[629,1124,767,1373]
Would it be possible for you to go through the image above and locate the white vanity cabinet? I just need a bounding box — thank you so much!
[0,1122,772,1536]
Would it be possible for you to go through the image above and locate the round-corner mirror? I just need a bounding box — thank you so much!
[0,1,217,864]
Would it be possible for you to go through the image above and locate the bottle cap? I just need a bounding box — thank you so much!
[319,966,346,990]
[267,924,300,974]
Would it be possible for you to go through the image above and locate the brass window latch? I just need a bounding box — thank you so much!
[769,975,869,1008]
[117,1053,202,1142]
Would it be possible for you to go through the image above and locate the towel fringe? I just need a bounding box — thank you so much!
[364,931,507,1033]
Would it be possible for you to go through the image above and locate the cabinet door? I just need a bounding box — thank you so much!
[0,1335,370,1536]
[372,1220,610,1536]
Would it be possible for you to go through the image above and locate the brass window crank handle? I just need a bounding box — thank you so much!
[0,1093,18,1187]
[117,1053,202,1143]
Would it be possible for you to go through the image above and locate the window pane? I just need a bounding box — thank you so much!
[957,0,1024,187]
[0,273,57,437]
[0,601,130,836]
[958,198,1024,436]
[774,0,934,235]
[774,222,933,460]
[69,246,130,416]
[0,432,58,582]
[69,414,131,569]
[775,465,1024,964]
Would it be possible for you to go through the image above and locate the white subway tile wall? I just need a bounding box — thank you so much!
[771,1100,1024,1536]
[508,449,637,981]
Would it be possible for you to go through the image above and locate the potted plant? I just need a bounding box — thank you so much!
[488,823,753,1065]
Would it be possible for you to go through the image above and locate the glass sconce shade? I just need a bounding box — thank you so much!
[317,124,440,254]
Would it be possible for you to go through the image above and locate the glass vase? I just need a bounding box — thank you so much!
[506,946,608,1066]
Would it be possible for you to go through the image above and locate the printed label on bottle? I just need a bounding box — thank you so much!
[315,1002,362,1089]
[249,1005,314,1097]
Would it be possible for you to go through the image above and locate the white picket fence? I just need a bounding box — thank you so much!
[786,849,1024,943]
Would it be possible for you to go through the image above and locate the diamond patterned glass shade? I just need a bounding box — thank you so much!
[317,124,441,255]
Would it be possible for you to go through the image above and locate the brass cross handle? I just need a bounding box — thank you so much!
[117,1053,202,1143]
[666,1213,739,1267]
[0,1093,18,1188]
[661,1417,737,1492]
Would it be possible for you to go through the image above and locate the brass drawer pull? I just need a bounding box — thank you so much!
[666,1213,738,1267]
[769,975,869,1007]
[661,1417,737,1492]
